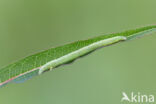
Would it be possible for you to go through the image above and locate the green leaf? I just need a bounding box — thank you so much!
[0,25,156,87]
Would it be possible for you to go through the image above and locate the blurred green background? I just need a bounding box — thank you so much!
[0,0,156,104]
